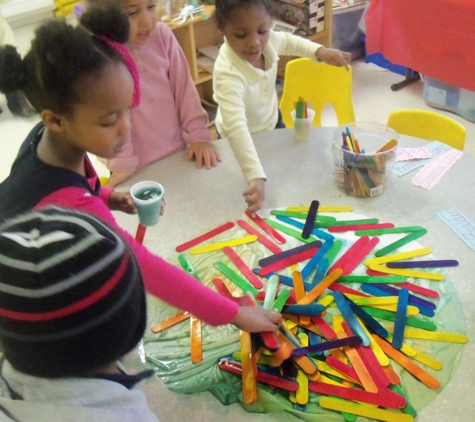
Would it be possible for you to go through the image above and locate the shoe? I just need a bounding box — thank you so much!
[6,91,36,117]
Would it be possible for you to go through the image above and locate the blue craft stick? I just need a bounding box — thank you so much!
[311,257,329,287]
[312,228,335,241]
[372,284,436,310]
[302,200,319,239]
[301,240,334,281]
[345,298,389,338]
[282,303,325,317]
[392,288,409,349]
[332,291,371,346]
[275,215,334,241]
[360,284,435,317]
[253,269,294,287]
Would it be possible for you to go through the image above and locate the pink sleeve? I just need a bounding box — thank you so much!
[105,132,139,173]
[34,188,239,326]
[161,24,211,144]
[99,186,114,204]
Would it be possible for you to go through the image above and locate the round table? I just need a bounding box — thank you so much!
[116,128,475,422]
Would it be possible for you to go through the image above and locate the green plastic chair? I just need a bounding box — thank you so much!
[387,109,466,150]
[279,58,356,128]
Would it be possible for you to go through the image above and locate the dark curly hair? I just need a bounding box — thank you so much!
[214,0,272,30]
[0,1,130,116]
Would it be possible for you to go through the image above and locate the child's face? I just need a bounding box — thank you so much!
[221,4,272,68]
[60,63,134,159]
[122,0,158,46]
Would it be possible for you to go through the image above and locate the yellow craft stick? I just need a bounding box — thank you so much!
[296,369,309,405]
[287,206,353,213]
[318,373,348,386]
[412,349,443,371]
[297,269,343,305]
[358,317,390,366]
[369,264,444,281]
[367,303,420,316]
[313,359,360,384]
[319,397,415,422]
[384,332,416,357]
[240,330,257,404]
[189,235,258,254]
[388,326,468,343]
[364,247,432,266]
[317,295,334,307]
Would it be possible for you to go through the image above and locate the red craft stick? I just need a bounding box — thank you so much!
[135,223,147,244]
[329,236,370,273]
[398,282,439,299]
[311,316,337,340]
[245,210,286,244]
[342,237,380,275]
[175,222,235,252]
[258,249,320,276]
[237,219,282,254]
[326,356,362,385]
[328,283,369,297]
[259,241,321,267]
[223,246,263,289]
[366,268,388,276]
[328,223,395,233]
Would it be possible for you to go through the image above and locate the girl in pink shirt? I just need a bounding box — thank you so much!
[84,0,222,187]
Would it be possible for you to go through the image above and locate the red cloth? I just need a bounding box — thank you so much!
[365,0,475,91]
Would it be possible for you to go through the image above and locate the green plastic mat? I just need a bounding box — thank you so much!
[143,212,467,421]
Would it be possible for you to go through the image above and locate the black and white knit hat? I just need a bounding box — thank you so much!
[0,207,146,378]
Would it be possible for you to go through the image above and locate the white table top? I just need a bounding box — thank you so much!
[116,127,475,422]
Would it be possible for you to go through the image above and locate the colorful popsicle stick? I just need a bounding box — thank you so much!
[387,327,468,343]
[342,236,380,275]
[302,200,319,239]
[301,240,333,280]
[369,263,444,281]
[176,221,235,252]
[329,236,370,273]
[237,219,282,254]
[373,334,440,389]
[364,247,432,265]
[272,289,291,312]
[355,226,424,236]
[387,259,459,268]
[287,206,353,212]
[264,219,318,243]
[338,275,406,284]
[189,235,257,254]
[240,330,258,404]
[151,311,190,333]
[244,210,287,244]
[297,269,343,305]
[258,248,321,276]
[291,336,362,357]
[375,229,428,257]
[263,275,279,309]
[190,315,202,363]
[259,240,321,267]
[392,288,409,349]
[178,253,200,280]
[223,246,263,289]
[319,397,414,422]
[360,306,437,331]
[215,262,259,296]
[328,223,394,232]
[135,223,146,244]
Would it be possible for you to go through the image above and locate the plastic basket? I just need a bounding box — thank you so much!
[271,19,297,34]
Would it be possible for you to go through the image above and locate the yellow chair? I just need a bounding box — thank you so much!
[279,58,355,128]
[387,109,466,150]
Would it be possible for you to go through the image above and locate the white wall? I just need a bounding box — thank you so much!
[1,0,54,28]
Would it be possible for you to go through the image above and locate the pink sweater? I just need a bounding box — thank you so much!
[106,23,211,173]
[34,158,238,327]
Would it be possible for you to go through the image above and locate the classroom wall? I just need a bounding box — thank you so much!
[1,0,54,28]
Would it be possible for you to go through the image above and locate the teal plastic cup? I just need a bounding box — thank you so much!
[130,181,164,227]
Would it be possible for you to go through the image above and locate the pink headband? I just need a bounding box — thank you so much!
[94,35,141,107]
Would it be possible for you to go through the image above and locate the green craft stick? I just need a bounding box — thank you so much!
[325,239,343,267]
[390,385,418,418]
[337,275,407,284]
[214,262,259,296]
[264,219,317,244]
[270,210,336,222]
[272,289,291,312]
[178,254,200,280]
[375,229,428,257]
[355,226,424,236]
[361,306,437,331]
[315,218,379,229]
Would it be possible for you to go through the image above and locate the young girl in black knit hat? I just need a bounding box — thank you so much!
[0,207,157,421]
[0,4,281,339]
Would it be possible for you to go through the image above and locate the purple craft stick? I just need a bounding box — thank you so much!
[302,200,319,239]
[387,259,459,268]
[373,284,436,310]
[291,336,362,357]
[258,240,321,267]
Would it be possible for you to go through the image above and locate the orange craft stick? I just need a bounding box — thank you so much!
[190,315,202,363]
[151,311,190,333]
[297,269,343,305]
[383,364,401,385]
[373,334,440,389]
[240,330,258,404]
[292,271,310,325]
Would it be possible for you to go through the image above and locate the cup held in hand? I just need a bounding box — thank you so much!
[130,181,164,226]
[291,108,316,141]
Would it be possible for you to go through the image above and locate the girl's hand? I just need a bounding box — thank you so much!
[231,306,282,333]
[108,191,138,214]
[106,170,136,188]
[243,178,265,214]
[187,142,222,169]
[316,47,352,69]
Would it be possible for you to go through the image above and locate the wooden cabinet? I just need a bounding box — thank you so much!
[167,1,333,102]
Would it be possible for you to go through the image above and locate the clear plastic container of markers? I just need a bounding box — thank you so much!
[332,122,399,198]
